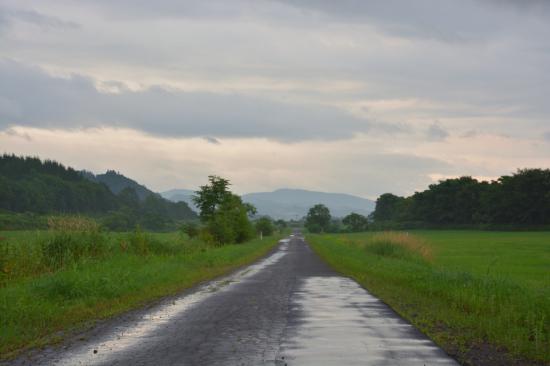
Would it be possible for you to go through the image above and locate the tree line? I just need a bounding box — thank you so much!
[0,154,196,231]
[371,169,550,229]
[304,204,369,233]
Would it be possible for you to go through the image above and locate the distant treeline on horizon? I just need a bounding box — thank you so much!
[371,168,550,229]
[1,153,549,231]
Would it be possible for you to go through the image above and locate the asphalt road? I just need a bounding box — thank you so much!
[8,234,459,366]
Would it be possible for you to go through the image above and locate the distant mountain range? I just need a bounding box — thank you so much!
[161,188,375,220]
[242,189,375,220]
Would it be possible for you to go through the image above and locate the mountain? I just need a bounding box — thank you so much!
[85,170,154,201]
[160,189,197,210]
[242,189,375,220]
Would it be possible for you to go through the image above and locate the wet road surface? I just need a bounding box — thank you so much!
[7,235,458,366]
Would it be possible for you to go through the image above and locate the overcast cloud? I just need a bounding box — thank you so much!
[0,0,548,197]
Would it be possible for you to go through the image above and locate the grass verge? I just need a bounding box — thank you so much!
[0,229,282,359]
[307,231,549,365]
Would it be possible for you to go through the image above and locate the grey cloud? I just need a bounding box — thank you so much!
[2,127,32,141]
[543,131,550,141]
[335,152,452,197]
[273,0,511,42]
[426,122,449,141]
[0,7,78,32]
[0,59,372,141]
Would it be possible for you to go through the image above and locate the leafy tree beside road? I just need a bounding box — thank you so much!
[305,204,331,233]
[193,176,256,245]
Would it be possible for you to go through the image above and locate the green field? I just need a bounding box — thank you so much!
[0,228,282,359]
[307,231,550,365]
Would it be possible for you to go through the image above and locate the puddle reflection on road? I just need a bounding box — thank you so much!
[280,276,458,366]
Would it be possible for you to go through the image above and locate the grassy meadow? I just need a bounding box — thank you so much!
[307,230,550,365]
[0,221,282,359]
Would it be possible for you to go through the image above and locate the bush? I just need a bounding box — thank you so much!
[255,217,274,236]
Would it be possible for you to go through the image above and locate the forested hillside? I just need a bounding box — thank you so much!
[0,154,196,230]
[84,170,154,201]
[371,169,550,229]
[0,155,117,213]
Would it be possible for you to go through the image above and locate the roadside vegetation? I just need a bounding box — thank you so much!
[307,230,550,365]
[0,175,285,359]
[0,219,282,358]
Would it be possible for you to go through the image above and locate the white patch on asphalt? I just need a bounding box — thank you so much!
[281,276,458,366]
[48,238,291,366]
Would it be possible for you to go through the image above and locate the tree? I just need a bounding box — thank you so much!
[372,193,405,222]
[305,204,331,233]
[193,176,255,244]
[342,212,368,232]
[193,176,232,222]
[255,217,274,236]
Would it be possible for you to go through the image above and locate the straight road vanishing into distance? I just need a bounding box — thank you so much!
[8,234,458,366]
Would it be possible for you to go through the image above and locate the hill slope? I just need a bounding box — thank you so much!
[1,154,118,213]
[242,189,375,220]
[0,154,197,230]
[84,170,154,201]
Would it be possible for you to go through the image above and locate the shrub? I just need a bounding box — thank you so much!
[255,217,274,236]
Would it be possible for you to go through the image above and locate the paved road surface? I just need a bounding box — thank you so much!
[8,234,458,366]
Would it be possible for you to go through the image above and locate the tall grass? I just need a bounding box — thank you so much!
[307,232,549,364]
[365,232,433,262]
[0,221,282,358]
[0,218,204,286]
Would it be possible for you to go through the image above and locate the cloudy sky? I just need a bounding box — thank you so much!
[1,0,549,198]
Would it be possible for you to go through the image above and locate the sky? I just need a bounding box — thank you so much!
[0,0,549,199]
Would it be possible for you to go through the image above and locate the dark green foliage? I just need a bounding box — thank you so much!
[371,169,550,228]
[342,212,368,232]
[255,217,274,236]
[0,154,197,231]
[371,193,407,222]
[193,176,232,222]
[181,222,199,239]
[0,212,48,230]
[305,204,331,233]
[193,176,255,245]
[0,154,117,213]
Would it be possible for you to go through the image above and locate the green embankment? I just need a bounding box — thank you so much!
[0,229,282,359]
[307,231,549,364]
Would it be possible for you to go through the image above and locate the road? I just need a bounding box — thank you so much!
[8,234,458,366]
